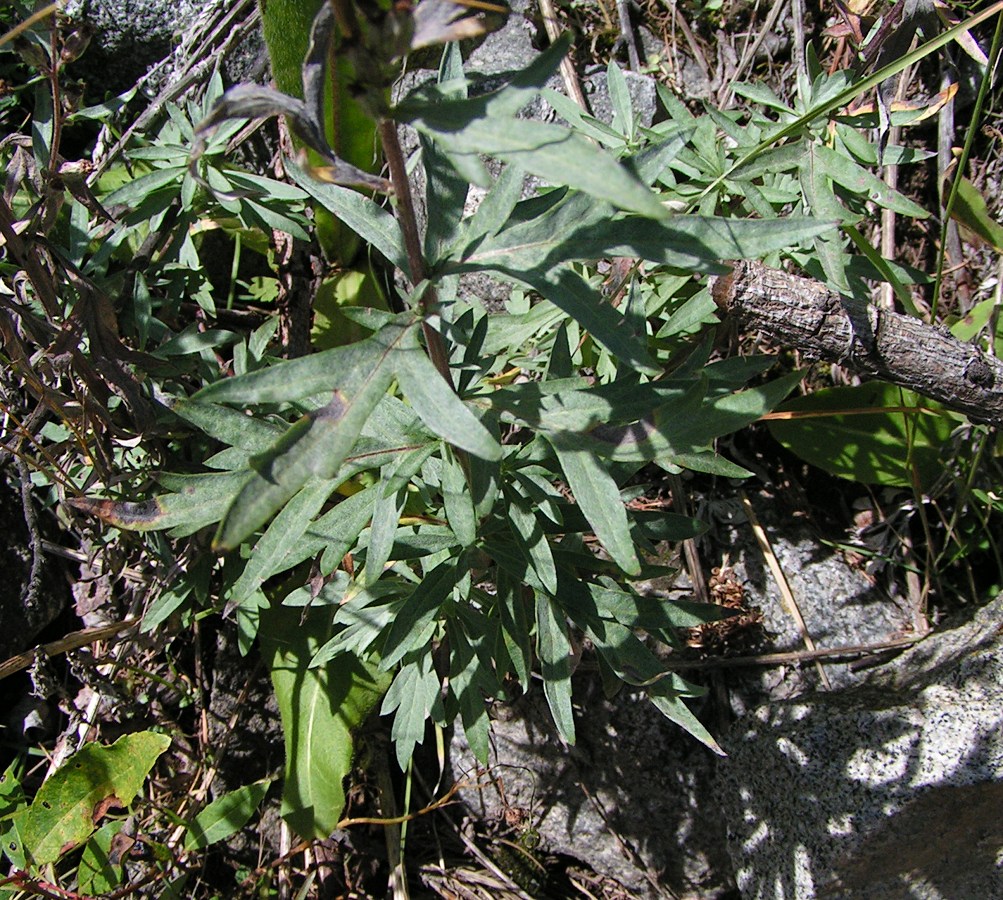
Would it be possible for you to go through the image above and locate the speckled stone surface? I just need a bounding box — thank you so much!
[451,681,737,899]
[716,594,1003,899]
[63,0,204,92]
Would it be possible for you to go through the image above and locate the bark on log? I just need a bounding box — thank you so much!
[710,260,1003,427]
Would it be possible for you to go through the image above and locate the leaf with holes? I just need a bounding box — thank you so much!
[17,732,170,868]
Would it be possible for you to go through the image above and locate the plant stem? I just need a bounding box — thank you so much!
[377,118,455,389]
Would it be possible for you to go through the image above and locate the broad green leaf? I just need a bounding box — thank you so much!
[239,197,310,241]
[654,288,718,339]
[226,170,308,201]
[607,60,634,137]
[261,604,390,839]
[394,329,502,460]
[496,570,532,689]
[767,382,955,489]
[227,478,337,612]
[543,86,625,144]
[168,399,283,452]
[422,44,470,263]
[649,681,724,756]
[194,321,410,405]
[306,483,380,574]
[535,592,575,744]
[1,763,27,873]
[183,780,270,851]
[103,166,187,207]
[214,334,403,549]
[816,145,929,218]
[462,203,834,275]
[484,375,663,434]
[381,655,441,771]
[78,821,124,896]
[507,494,557,594]
[729,143,805,180]
[389,524,462,559]
[141,578,193,633]
[512,467,563,526]
[549,442,640,575]
[731,81,793,113]
[587,370,803,464]
[442,446,477,547]
[800,145,854,293]
[448,614,496,764]
[585,617,665,685]
[312,581,405,662]
[398,33,570,124]
[422,129,470,264]
[659,452,752,478]
[67,471,249,535]
[487,533,547,594]
[660,369,804,448]
[561,215,835,266]
[410,116,667,219]
[457,162,525,249]
[951,295,997,342]
[630,123,695,185]
[2,814,27,871]
[20,732,170,866]
[366,483,405,584]
[515,268,656,375]
[286,159,410,275]
[587,584,731,631]
[0,760,25,815]
[950,175,1003,251]
[154,327,238,358]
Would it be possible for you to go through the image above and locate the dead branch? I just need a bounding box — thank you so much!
[711,260,1003,426]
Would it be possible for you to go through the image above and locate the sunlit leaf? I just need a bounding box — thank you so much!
[261,604,390,839]
[535,591,575,744]
[767,382,955,489]
[381,654,441,770]
[227,478,338,613]
[394,327,502,460]
[549,442,640,575]
[18,733,170,866]
[183,780,270,851]
[381,557,465,668]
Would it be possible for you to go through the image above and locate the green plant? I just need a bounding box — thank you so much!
[61,2,831,839]
[6,0,1000,882]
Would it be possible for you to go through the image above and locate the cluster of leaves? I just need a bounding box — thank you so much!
[3,0,1002,892]
[1,735,269,896]
[91,32,834,839]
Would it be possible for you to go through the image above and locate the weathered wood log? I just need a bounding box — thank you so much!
[710,260,1003,427]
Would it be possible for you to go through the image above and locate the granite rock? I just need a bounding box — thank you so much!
[63,0,204,93]
[451,681,736,899]
[716,593,1003,899]
[63,0,264,99]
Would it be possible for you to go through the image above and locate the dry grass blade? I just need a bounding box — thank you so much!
[0,619,139,681]
[740,491,832,689]
[0,3,58,48]
[538,0,591,112]
[719,0,790,107]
